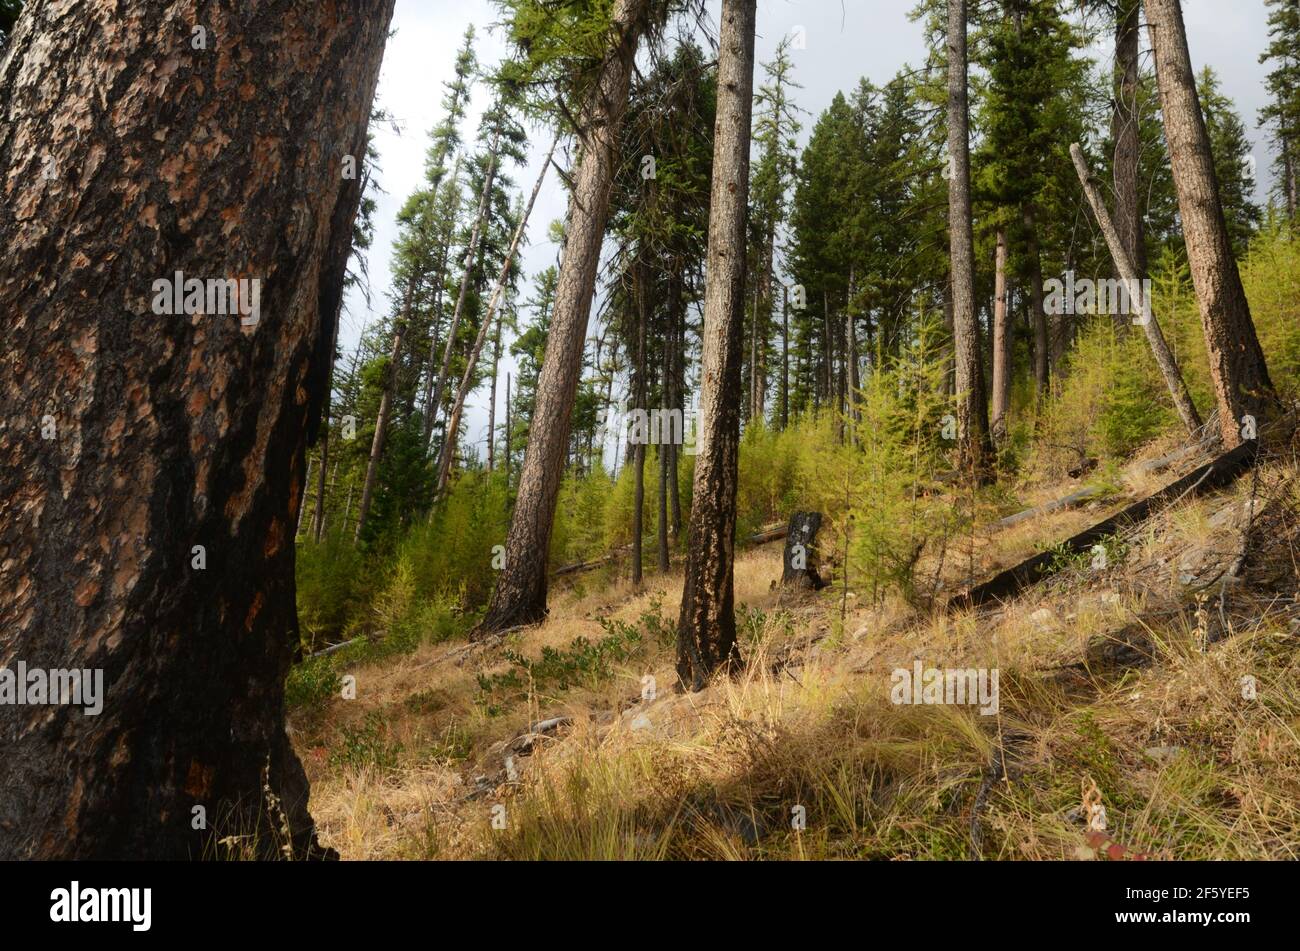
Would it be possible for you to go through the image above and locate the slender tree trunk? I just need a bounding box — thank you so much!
[430,136,500,456]
[946,0,993,477]
[355,277,414,543]
[658,336,671,572]
[487,314,501,474]
[1146,0,1275,445]
[435,134,556,496]
[781,284,790,429]
[631,263,648,587]
[313,263,343,544]
[505,372,513,488]
[0,0,393,860]
[1112,0,1146,308]
[475,0,652,635]
[421,156,463,448]
[1071,143,1202,437]
[1023,202,1050,400]
[990,229,1011,441]
[677,0,756,690]
[669,272,684,542]
[1284,142,1297,228]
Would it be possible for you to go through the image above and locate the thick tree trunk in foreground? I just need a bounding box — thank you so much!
[1112,0,1147,297]
[990,229,1011,441]
[0,0,393,859]
[1146,0,1275,447]
[435,134,556,496]
[1071,143,1203,438]
[676,0,756,690]
[946,0,993,477]
[474,0,652,636]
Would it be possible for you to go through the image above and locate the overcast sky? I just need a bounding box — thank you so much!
[342,0,1279,459]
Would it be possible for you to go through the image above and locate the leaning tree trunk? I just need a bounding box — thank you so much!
[354,277,413,543]
[676,0,757,691]
[474,0,652,636]
[1112,0,1146,305]
[434,133,556,497]
[0,0,393,860]
[1071,143,1203,438]
[990,229,1011,441]
[946,0,993,478]
[1146,0,1275,446]
[429,137,500,455]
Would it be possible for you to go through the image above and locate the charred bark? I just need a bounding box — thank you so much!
[0,0,394,859]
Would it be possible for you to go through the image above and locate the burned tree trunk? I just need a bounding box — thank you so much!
[0,0,394,859]
[676,0,757,690]
[1147,0,1276,446]
[781,512,825,590]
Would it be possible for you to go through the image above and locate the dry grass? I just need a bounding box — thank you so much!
[295,455,1300,861]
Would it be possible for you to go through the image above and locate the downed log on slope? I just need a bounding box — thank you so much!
[995,486,1106,529]
[948,439,1259,611]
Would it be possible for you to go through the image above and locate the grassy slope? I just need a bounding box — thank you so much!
[292,435,1300,860]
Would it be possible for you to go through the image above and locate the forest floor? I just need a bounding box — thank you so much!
[292,433,1300,860]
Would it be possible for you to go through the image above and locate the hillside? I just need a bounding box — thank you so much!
[291,426,1300,860]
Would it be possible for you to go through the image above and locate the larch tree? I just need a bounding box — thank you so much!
[1146,0,1276,446]
[475,0,665,635]
[0,0,394,858]
[676,0,757,690]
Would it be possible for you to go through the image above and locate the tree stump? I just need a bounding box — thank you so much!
[781,512,826,590]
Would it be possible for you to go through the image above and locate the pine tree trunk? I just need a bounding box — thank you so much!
[474,0,652,636]
[677,0,756,690]
[991,229,1011,441]
[1071,143,1202,437]
[0,0,393,860]
[947,0,993,476]
[1112,0,1146,301]
[1146,0,1275,445]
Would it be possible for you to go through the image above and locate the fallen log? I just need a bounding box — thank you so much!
[995,486,1105,529]
[949,439,1259,611]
